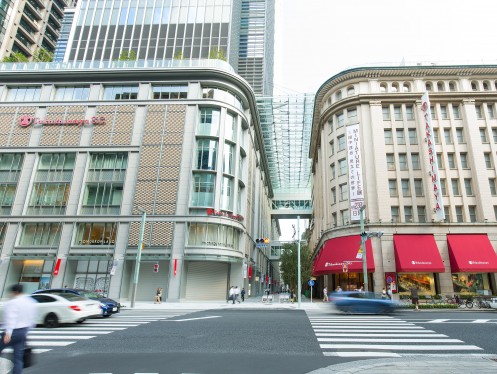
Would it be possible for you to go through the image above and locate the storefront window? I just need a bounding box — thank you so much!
[452,273,490,295]
[397,273,435,295]
[187,223,240,250]
[19,223,62,246]
[19,259,54,294]
[73,260,112,294]
[75,223,117,245]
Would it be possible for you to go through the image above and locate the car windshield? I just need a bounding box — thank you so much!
[56,293,87,302]
[80,291,103,299]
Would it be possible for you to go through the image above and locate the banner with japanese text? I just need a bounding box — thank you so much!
[347,124,365,221]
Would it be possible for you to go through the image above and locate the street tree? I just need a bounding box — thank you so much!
[279,241,313,292]
[33,48,54,62]
[2,52,29,63]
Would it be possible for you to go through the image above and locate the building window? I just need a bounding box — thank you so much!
[389,179,398,197]
[347,86,355,96]
[444,128,453,144]
[73,260,112,294]
[447,153,456,169]
[340,183,348,201]
[460,153,469,169]
[469,206,477,223]
[455,206,463,223]
[493,128,497,142]
[464,178,473,196]
[417,206,426,223]
[484,152,493,169]
[391,206,400,222]
[195,139,218,170]
[430,106,437,119]
[19,223,62,246]
[328,118,334,133]
[404,206,413,222]
[471,81,478,91]
[188,223,240,250]
[440,105,448,119]
[489,178,497,196]
[440,178,447,195]
[480,128,488,143]
[337,113,345,128]
[220,177,234,211]
[191,173,216,207]
[456,128,465,143]
[27,153,75,215]
[347,108,358,124]
[198,108,221,136]
[202,87,243,110]
[433,128,440,144]
[396,129,405,144]
[449,82,456,91]
[384,129,393,145]
[406,105,414,120]
[75,223,117,245]
[339,159,347,175]
[437,153,444,169]
[401,179,411,197]
[338,135,346,151]
[437,82,445,91]
[331,187,336,204]
[223,143,234,175]
[402,83,411,92]
[331,163,336,179]
[6,86,42,101]
[411,153,420,170]
[330,141,335,156]
[414,179,423,197]
[452,105,461,119]
[399,153,408,170]
[380,83,387,93]
[382,106,390,121]
[391,83,399,92]
[54,86,90,101]
[476,105,483,119]
[426,82,433,91]
[336,91,342,101]
[152,85,188,99]
[451,178,460,195]
[341,210,349,225]
[495,206,497,220]
[332,212,337,226]
[103,85,138,100]
[386,154,395,170]
[444,206,451,222]
[394,106,402,121]
[0,153,23,215]
[225,113,237,143]
[408,128,418,144]
[488,104,495,119]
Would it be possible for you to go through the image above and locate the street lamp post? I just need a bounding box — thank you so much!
[130,207,146,308]
[359,205,383,293]
[297,216,301,309]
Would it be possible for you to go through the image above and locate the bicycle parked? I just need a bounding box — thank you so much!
[472,296,491,309]
[445,294,473,308]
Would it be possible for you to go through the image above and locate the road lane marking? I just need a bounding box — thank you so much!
[318,338,463,343]
[319,344,483,350]
[316,333,448,337]
[164,316,221,322]
[471,319,490,323]
[324,352,401,357]
[425,319,449,323]
[311,325,424,329]
[314,329,436,333]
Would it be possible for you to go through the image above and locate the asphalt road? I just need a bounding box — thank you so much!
[15,309,497,374]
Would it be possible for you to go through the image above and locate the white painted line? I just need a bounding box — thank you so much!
[472,319,490,323]
[80,324,140,327]
[318,338,463,343]
[311,325,423,329]
[314,329,435,333]
[319,344,483,350]
[316,333,448,337]
[164,316,221,322]
[426,319,449,323]
[3,348,52,354]
[28,335,95,340]
[25,341,76,346]
[30,330,111,334]
[82,321,145,324]
[324,352,401,357]
[35,327,126,330]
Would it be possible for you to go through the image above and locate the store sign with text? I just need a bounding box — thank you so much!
[347,123,365,221]
[19,115,106,128]
[421,92,445,221]
[206,208,244,222]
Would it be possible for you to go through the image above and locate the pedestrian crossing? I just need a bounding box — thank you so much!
[308,314,485,358]
[3,310,193,355]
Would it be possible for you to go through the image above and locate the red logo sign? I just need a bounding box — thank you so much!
[206,208,244,222]
[18,115,106,127]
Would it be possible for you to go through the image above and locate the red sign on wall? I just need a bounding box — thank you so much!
[385,272,397,294]
[19,115,106,128]
[53,258,62,276]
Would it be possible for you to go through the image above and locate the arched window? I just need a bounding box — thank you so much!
[391,82,399,92]
[379,83,387,93]
[449,81,456,92]
[347,86,355,96]
[471,81,478,91]
[425,82,433,91]
[483,81,490,91]
[336,90,342,100]
[437,81,445,92]
[402,83,411,92]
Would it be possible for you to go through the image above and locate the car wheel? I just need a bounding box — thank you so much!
[77,319,86,324]
[44,313,59,328]
[103,314,111,318]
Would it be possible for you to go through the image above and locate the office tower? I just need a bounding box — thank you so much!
[53,6,76,62]
[0,0,69,60]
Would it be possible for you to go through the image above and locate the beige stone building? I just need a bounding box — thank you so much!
[309,65,497,298]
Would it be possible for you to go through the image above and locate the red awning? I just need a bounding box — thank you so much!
[447,234,497,272]
[393,234,445,272]
[313,235,374,276]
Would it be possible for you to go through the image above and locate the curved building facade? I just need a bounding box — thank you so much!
[0,59,274,302]
[310,65,497,299]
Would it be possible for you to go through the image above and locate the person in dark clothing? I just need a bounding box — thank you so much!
[241,288,246,302]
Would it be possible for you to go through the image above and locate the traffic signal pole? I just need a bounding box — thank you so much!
[130,208,146,308]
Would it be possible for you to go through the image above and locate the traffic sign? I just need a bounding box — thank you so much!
[308,280,315,287]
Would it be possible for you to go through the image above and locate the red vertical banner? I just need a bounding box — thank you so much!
[265,274,269,284]
[385,272,398,294]
[248,266,253,279]
[53,258,62,276]
[174,259,178,276]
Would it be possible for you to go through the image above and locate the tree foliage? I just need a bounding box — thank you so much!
[173,51,184,60]
[2,52,29,63]
[209,48,227,61]
[117,50,137,61]
[279,241,313,292]
[33,48,53,62]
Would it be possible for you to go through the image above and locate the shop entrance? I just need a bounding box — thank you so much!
[333,272,366,291]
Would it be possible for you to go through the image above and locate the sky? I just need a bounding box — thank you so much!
[274,0,497,240]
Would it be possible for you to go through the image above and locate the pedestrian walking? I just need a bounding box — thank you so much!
[290,289,294,303]
[323,287,329,302]
[410,285,419,311]
[234,286,241,303]
[229,286,235,304]
[0,284,38,374]
[335,286,343,293]
[381,287,387,299]
[154,287,162,304]
[241,288,246,302]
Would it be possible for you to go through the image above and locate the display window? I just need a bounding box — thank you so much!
[74,260,112,294]
[451,273,491,295]
[397,273,435,295]
[18,259,54,294]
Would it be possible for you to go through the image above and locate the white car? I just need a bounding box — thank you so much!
[30,292,103,327]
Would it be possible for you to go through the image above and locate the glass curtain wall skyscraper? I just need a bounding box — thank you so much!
[63,0,273,95]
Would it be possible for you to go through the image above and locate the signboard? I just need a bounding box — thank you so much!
[385,272,397,294]
[347,124,365,221]
[421,92,445,221]
[206,208,244,222]
[308,280,315,287]
[19,115,106,127]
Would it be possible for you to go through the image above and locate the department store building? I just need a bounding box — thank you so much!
[0,59,273,302]
[310,65,497,298]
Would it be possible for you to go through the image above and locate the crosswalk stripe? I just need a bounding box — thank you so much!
[3,348,52,354]
[28,335,96,340]
[426,319,449,323]
[311,325,424,329]
[80,324,140,327]
[30,330,112,334]
[324,352,402,357]
[319,344,483,351]
[316,333,449,337]
[314,329,436,333]
[26,341,76,346]
[471,319,490,323]
[318,338,463,343]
